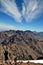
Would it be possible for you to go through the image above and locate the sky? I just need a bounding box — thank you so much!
[0,0,43,32]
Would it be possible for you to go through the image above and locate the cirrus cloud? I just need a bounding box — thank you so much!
[0,0,43,22]
[22,0,43,22]
[0,0,22,22]
[0,23,15,31]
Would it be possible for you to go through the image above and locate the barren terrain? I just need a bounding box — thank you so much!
[0,30,43,60]
[0,61,43,65]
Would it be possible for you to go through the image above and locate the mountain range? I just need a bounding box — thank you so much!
[0,30,43,60]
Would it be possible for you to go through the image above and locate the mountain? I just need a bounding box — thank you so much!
[37,32,43,36]
[0,30,43,60]
[33,31,43,36]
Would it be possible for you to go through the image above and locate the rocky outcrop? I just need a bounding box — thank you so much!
[0,30,43,60]
[0,61,43,65]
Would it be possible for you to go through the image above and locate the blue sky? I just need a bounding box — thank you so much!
[0,0,43,32]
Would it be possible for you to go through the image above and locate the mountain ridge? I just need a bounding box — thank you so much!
[0,30,43,60]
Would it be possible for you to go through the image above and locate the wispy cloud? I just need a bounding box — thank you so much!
[0,23,15,31]
[22,0,43,22]
[0,23,26,31]
[1,0,22,22]
[0,0,43,22]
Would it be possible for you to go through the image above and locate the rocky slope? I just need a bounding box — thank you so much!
[0,61,43,65]
[0,30,43,60]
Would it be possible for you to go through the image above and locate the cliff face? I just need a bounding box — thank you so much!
[0,30,43,60]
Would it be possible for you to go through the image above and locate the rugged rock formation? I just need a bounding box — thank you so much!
[0,61,43,65]
[0,30,43,60]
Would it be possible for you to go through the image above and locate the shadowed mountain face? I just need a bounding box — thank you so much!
[0,30,43,60]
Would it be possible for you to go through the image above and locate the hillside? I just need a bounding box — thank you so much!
[0,30,43,60]
[0,61,43,65]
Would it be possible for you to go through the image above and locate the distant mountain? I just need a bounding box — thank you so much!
[37,32,43,36]
[33,31,43,36]
[0,30,43,60]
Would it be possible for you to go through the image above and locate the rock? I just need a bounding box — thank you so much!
[0,30,43,60]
